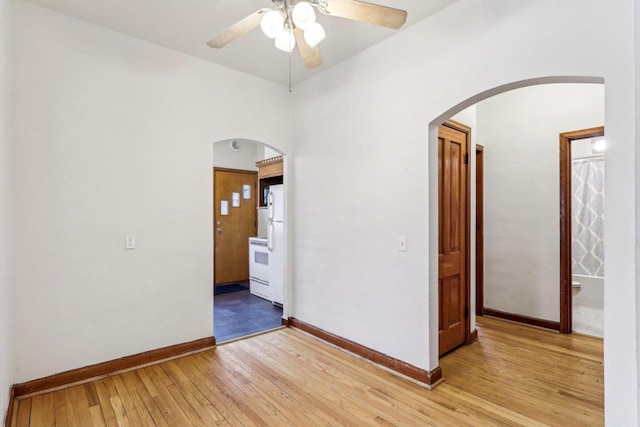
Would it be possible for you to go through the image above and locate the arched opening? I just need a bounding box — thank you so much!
[212,138,289,343]
[428,77,605,375]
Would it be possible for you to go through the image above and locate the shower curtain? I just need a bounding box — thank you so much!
[572,156,605,277]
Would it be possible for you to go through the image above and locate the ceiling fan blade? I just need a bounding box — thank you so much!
[207,9,269,49]
[322,0,407,29]
[294,28,322,69]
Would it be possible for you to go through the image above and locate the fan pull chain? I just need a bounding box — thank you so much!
[285,0,292,93]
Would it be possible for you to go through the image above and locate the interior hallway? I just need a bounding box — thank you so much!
[9,317,603,426]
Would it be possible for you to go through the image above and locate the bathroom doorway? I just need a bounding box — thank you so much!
[559,127,605,337]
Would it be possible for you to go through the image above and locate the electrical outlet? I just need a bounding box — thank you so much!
[125,235,136,250]
[398,236,407,252]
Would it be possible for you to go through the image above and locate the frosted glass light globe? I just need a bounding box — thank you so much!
[292,2,316,30]
[261,10,285,39]
[275,28,296,53]
[304,22,326,48]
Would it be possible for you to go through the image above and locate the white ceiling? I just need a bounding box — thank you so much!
[24,0,457,86]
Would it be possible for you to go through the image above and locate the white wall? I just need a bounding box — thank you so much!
[572,137,599,159]
[477,84,604,321]
[0,0,11,418]
[450,106,477,133]
[263,146,281,160]
[212,140,284,171]
[213,139,258,171]
[290,0,636,424]
[11,1,291,383]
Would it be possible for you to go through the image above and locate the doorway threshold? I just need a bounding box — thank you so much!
[216,326,287,346]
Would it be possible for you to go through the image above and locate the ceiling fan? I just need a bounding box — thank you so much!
[207,0,408,69]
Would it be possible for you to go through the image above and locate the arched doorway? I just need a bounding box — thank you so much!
[427,79,607,424]
[212,138,288,343]
[427,77,605,363]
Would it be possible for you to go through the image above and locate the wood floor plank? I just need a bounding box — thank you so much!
[110,376,152,426]
[53,390,70,427]
[137,367,160,398]
[219,345,330,425]
[64,386,92,427]
[26,395,43,427]
[28,392,56,427]
[108,395,130,427]
[196,351,293,426]
[149,364,208,426]
[41,393,56,427]
[175,353,263,427]
[121,370,170,427]
[229,340,362,426]
[160,360,229,426]
[139,366,193,427]
[210,343,376,425]
[263,329,479,426]
[10,317,604,427]
[263,332,476,426]
[89,406,107,427]
[93,379,119,427]
[15,399,31,427]
[236,333,434,425]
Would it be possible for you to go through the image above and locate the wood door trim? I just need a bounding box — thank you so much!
[559,126,604,334]
[475,145,484,316]
[4,384,16,427]
[442,120,473,344]
[213,167,258,175]
[483,307,561,331]
[288,318,444,388]
[12,336,217,398]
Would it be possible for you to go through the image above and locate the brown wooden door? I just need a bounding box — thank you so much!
[438,123,470,356]
[214,169,257,285]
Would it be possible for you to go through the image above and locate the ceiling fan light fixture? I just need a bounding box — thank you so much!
[292,2,316,31]
[207,0,408,71]
[260,10,285,39]
[275,28,296,52]
[304,22,326,48]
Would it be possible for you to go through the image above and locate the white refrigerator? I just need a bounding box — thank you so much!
[267,184,285,306]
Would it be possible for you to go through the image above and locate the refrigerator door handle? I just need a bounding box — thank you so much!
[267,222,274,251]
[268,191,274,221]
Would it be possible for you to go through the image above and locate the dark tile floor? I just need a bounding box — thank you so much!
[214,285,283,343]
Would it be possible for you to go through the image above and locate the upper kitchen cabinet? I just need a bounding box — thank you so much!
[257,156,284,207]
[257,156,283,179]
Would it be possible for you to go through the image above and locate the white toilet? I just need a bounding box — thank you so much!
[572,280,581,296]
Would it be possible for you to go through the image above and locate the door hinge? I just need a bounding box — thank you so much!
[464,153,469,165]
[464,307,469,318]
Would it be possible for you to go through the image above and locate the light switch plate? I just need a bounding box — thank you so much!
[125,235,136,250]
[398,236,407,252]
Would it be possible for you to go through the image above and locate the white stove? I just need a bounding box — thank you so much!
[248,237,270,301]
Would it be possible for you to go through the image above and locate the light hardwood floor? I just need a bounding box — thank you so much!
[10,317,604,426]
